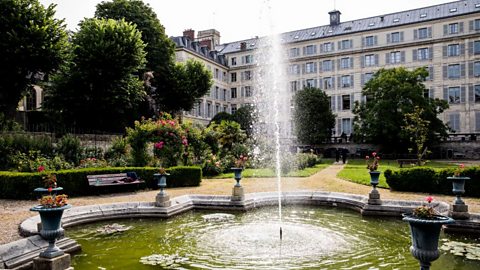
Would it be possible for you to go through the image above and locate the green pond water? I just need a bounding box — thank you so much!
[67,206,480,269]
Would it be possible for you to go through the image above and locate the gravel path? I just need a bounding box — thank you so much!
[1,163,479,245]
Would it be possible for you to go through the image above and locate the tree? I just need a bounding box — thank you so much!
[233,104,257,137]
[160,59,213,113]
[0,0,68,120]
[44,18,146,132]
[403,106,430,163]
[293,87,335,145]
[353,67,449,153]
[209,112,235,126]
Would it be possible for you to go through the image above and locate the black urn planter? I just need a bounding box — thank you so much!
[402,214,454,270]
[231,167,243,187]
[369,171,381,187]
[447,176,470,205]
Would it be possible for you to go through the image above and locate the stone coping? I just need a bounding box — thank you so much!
[20,190,453,236]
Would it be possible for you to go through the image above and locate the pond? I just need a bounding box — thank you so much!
[67,206,480,269]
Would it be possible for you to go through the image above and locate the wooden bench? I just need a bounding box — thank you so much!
[87,172,145,189]
[397,159,422,168]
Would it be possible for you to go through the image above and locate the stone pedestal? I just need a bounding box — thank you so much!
[368,189,382,205]
[450,204,470,220]
[155,194,171,207]
[33,253,71,270]
[231,186,244,201]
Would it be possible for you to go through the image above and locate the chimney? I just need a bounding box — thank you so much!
[183,29,195,40]
[200,39,212,50]
[240,42,247,50]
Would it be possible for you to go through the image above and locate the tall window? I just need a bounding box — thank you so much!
[245,86,252,97]
[365,36,375,46]
[223,89,227,101]
[340,58,351,69]
[207,103,212,118]
[322,60,333,71]
[449,23,459,34]
[305,79,316,88]
[304,45,317,55]
[418,27,428,39]
[231,104,237,114]
[390,51,401,63]
[340,39,352,50]
[448,64,461,78]
[418,48,429,60]
[365,54,375,66]
[342,118,352,134]
[391,32,401,43]
[475,19,480,31]
[231,88,237,99]
[363,73,373,85]
[475,41,480,55]
[231,57,237,66]
[289,47,300,57]
[342,95,351,110]
[447,44,460,56]
[290,81,299,92]
[244,70,252,80]
[448,113,460,131]
[448,87,461,103]
[231,72,237,82]
[289,64,300,75]
[475,61,480,77]
[305,62,317,73]
[323,42,333,52]
[323,77,334,89]
[244,55,253,64]
[341,75,352,88]
[475,85,480,103]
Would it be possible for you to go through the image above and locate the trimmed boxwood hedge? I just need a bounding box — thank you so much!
[385,166,480,197]
[0,166,202,200]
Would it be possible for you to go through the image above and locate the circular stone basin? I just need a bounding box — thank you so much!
[67,206,480,269]
[201,213,235,222]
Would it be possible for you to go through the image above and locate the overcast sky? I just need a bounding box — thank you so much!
[39,0,454,43]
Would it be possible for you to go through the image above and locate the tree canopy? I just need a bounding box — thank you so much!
[0,0,69,119]
[293,87,335,145]
[353,67,449,153]
[44,18,147,132]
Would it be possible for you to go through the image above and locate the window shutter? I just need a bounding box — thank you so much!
[413,49,418,61]
[428,27,432,38]
[349,39,353,49]
[400,32,404,42]
[459,22,464,33]
[302,64,306,74]
[461,63,466,78]
[319,62,323,72]
[443,87,448,101]
[361,37,365,47]
[338,41,342,50]
[386,53,390,64]
[336,118,341,135]
[401,51,405,63]
[374,36,378,45]
[241,87,245,97]
[361,74,365,86]
[460,43,465,56]
[337,77,341,88]
[350,58,354,69]
[350,94,354,110]
[470,20,474,32]
[469,41,474,56]
[337,96,342,111]
[241,56,245,64]
[476,112,480,131]
[386,33,391,43]
[443,65,448,79]
[429,66,434,80]
[414,29,418,40]
[375,54,379,65]
[331,95,336,111]
[429,47,434,60]
[303,47,306,55]
[331,42,335,51]
[443,46,448,57]
[320,44,324,53]
[469,62,474,78]
[361,55,365,68]
[449,114,455,129]
[443,24,448,35]
[337,59,341,70]
[331,76,336,89]
[469,85,474,103]
[313,45,317,54]
[350,75,354,87]
[241,72,244,81]
[331,60,335,71]
[318,78,323,90]
[461,86,466,103]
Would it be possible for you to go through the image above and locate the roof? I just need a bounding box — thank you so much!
[171,36,227,66]
[218,0,479,54]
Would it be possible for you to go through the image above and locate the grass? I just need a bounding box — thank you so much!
[206,161,333,179]
[337,159,458,188]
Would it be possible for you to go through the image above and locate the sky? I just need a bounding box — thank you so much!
[39,0,455,43]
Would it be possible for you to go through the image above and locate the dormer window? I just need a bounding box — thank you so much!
[294,35,299,39]
[449,8,457,13]
[420,13,427,18]
[368,22,375,27]
[393,18,400,23]
[311,32,316,36]
[476,3,480,8]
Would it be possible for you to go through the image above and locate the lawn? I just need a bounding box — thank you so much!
[206,160,333,179]
[337,159,458,188]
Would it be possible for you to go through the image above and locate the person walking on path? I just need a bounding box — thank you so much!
[341,148,348,164]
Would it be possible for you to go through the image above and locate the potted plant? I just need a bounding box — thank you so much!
[231,154,248,187]
[402,196,454,270]
[366,152,381,186]
[30,167,71,258]
[447,164,470,205]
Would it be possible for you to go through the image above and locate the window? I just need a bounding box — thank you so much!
[223,89,227,101]
[214,68,219,79]
[231,57,237,66]
[305,79,316,88]
[476,111,480,131]
[340,58,351,69]
[418,48,430,60]
[304,45,317,55]
[244,70,252,80]
[290,81,299,92]
[448,113,460,131]
[475,19,480,31]
[231,104,237,114]
[391,32,401,43]
[393,18,400,23]
[449,23,459,34]
[448,64,461,79]
[231,88,237,99]
[342,95,351,110]
[215,104,219,114]
[341,75,352,88]
[305,62,317,73]
[475,61,480,77]
[245,86,252,97]
[342,118,352,134]
[390,51,401,63]
[448,44,460,56]
[340,40,352,50]
[420,13,427,18]
[363,73,373,85]
[323,77,334,89]
[244,55,253,64]
[323,42,333,52]
[289,47,300,57]
[418,27,428,39]
[322,60,333,71]
[289,64,300,75]
[207,103,212,118]
[448,87,461,103]
[365,36,375,46]
[231,72,237,82]
[475,41,480,55]
[365,54,376,66]
[214,87,219,99]
[475,85,480,103]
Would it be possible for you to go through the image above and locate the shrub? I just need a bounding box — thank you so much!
[57,134,83,165]
[296,153,320,170]
[0,133,55,170]
[0,166,202,199]
[9,151,72,172]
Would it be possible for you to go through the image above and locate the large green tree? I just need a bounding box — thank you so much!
[44,18,146,132]
[0,0,68,119]
[293,87,335,145]
[353,67,449,153]
[233,104,257,137]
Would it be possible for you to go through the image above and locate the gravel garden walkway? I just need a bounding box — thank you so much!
[2,163,479,245]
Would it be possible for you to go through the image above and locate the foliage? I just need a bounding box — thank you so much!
[403,106,430,162]
[233,105,257,137]
[44,18,146,132]
[353,67,449,153]
[202,154,222,176]
[78,157,108,168]
[0,166,202,199]
[412,196,436,219]
[209,162,330,179]
[57,134,83,165]
[0,113,22,131]
[0,133,55,169]
[158,59,213,113]
[10,151,72,172]
[0,0,69,119]
[181,122,208,166]
[39,194,68,208]
[207,121,247,153]
[366,152,380,171]
[293,87,335,145]
[453,163,465,177]
[209,112,235,126]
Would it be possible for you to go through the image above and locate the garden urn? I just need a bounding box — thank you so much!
[447,176,469,205]
[231,167,243,187]
[369,171,381,187]
[402,214,454,270]
[154,173,169,196]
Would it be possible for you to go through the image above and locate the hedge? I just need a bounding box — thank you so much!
[0,166,202,200]
[385,166,480,197]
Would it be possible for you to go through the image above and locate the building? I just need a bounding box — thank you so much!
[173,0,480,134]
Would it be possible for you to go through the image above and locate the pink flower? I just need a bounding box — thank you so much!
[425,196,434,204]
[37,166,45,172]
[154,141,164,149]
[459,164,465,169]
[182,139,188,146]
[372,152,377,157]
[365,156,370,160]
[169,132,174,136]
